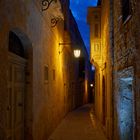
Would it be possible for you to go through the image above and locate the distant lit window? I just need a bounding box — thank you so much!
[94,43,100,52]
[9,31,24,57]
[122,0,131,22]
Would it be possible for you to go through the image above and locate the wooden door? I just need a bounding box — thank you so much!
[7,53,26,140]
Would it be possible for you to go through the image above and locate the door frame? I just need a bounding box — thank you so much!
[8,28,33,140]
[7,52,26,140]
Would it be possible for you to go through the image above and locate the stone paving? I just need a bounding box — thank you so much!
[48,104,108,140]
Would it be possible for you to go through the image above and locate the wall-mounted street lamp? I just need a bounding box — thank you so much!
[42,0,57,11]
[90,84,93,87]
[74,49,81,58]
[59,43,81,58]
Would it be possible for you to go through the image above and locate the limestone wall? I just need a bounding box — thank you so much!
[87,0,113,139]
[0,0,89,139]
[113,0,139,139]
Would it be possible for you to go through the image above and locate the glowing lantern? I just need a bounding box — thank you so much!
[74,49,81,58]
[90,84,93,87]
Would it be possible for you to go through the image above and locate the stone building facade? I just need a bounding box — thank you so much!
[88,0,140,140]
[69,10,91,105]
[113,0,140,139]
[0,0,90,139]
[87,0,113,139]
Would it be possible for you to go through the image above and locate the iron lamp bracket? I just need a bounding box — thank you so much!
[42,0,57,11]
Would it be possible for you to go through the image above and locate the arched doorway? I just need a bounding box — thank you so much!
[7,31,26,140]
[7,30,33,140]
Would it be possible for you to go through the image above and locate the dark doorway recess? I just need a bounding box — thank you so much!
[9,31,25,58]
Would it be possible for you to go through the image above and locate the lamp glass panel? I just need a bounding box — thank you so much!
[74,50,80,58]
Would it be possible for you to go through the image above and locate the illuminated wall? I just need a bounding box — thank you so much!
[113,0,139,139]
[0,0,89,140]
[87,0,113,139]
[88,0,140,140]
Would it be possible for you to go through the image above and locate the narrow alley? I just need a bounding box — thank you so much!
[0,0,140,140]
[48,104,107,140]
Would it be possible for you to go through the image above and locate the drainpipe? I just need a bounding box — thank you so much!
[109,0,114,139]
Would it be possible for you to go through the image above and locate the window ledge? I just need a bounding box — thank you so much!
[123,15,132,25]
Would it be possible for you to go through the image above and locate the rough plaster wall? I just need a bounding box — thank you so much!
[0,0,88,140]
[26,2,84,139]
[117,67,134,140]
[113,0,137,139]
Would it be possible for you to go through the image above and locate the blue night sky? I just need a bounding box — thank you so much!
[70,0,97,54]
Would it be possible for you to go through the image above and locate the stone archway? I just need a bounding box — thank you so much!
[7,28,33,140]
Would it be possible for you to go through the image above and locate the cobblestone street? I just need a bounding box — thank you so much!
[48,104,108,140]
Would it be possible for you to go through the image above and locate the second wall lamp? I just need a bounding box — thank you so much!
[59,43,81,58]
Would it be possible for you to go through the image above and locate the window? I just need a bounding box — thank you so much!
[94,43,100,52]
[44,66,48,82]
[95,24,99,38]
[122,0,131,22]
[9,31,24,57]
[52,69,55,81]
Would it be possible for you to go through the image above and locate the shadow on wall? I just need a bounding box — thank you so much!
[117,67,134,140]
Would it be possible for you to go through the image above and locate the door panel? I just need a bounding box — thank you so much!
[15,88,24,125]
[7,87,12,129]
[7,53,26,140]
